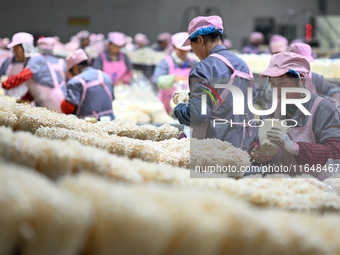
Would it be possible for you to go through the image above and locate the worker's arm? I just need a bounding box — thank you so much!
[2,68,33,89]
[92,54,103,70]
[61,78,82,114]
[21,91,34,101]
[60,99,76,114]
[296,138,340,165]
[174,102,190,126]
[297,100,340,165]
[152,58,171,86]
[0,58,11,76]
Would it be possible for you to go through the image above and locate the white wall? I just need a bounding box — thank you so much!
[0,0,339,50]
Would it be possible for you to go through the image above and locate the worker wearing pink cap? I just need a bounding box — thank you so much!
[154,32,173,54]
[0,33,31,100]
[287,42,340,102]
[2,32,66,111]
[269,34,288,54]
[174,15,257,150]
[0,38,11,67]
[37,36,67,86]
[241,32,269,54]
[153,32,197,114]
[249,52,340,179]
[93,32,132,85]
[61,49,114,121]
[134,33,149,49]
[76,30,91,50]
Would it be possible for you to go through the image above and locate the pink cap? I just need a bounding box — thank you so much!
[269,34,288,54]
[7,32,34,48]
[108,32,126,47]
[260,52,310,78]
[157,32,171,43]
[270,41,288,54]
[183,15,223,46]
[250,32,263,44]
[171,32,191,51]
[66,49,88,71]
[90,33,105,43]
[37,37,56,51]
[76,30,90,40]
[287,42,314,62]
[269,34,288,45]
[134,33,149,46]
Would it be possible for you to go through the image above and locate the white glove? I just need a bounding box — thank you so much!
[173,90,189,105]
[267,127,299,155]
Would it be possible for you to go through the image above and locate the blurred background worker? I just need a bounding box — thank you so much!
[241,32,268,54]
[153,32,197,114]
[269,34,288,54]
[77,30,91,50]
[0,33,29,100]
[2,32,66,111]
[61,49,114,121]
[153,32,173,54]
[37,36,67,86]
[93,31,133,85]
[174,15,257,151]
[287,42,340,100]
[134,33,150,49]
[249,52,340,179]
[0,38,11,67]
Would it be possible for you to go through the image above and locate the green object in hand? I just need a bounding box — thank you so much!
[157,75,176,89]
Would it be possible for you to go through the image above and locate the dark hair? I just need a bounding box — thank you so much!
[190,31,223,44]
[69,60,89,75]
[77,60,89,67]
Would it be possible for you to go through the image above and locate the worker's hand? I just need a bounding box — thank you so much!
[1,79,9,90]
[250,145,272,163]
[173,91,189,105]
[267,127,299,155]
[175,76,187,83]
[115,80,124,85]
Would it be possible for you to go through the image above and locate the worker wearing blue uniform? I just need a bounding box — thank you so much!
[61,49,114,121]
[174,15,258,151]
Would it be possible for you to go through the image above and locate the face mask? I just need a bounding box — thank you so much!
[171,51,185,66]
[22,43,35,58]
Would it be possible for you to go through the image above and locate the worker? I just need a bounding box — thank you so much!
[134,33,149,49]
[153,32,196,114]
[89,33,105,56]
[37,36,67,85]
[287,42,340,100]
[154,32,173,54]
[76,30,91,50]
[93,32,133,85]
[174,15,257,150]
[269,34,288,54]
[1,32,66,111]
[61,49,114,121]
[0,38,11,66]
[0,34,29,100]
[241,32,269,54]
[258,34,290,108]
[249,52,340,179]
